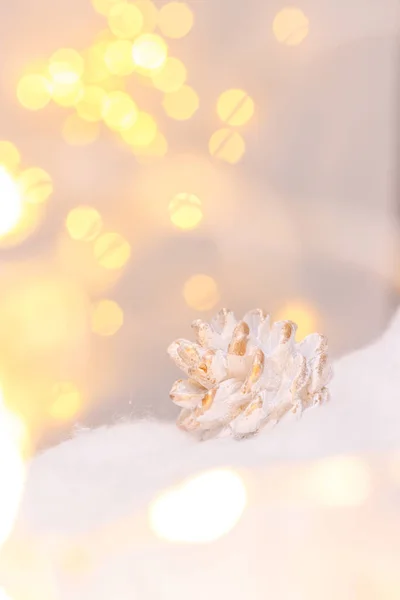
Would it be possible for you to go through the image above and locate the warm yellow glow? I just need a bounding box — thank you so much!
[183,274,220,311]
[0,588,12,600]
[17,74,52,110]
[149,469,247,543]
[121,111,157,146]
[17,167,53,205]
[132,34,168,70]
[0,168,23,238]
[217,88,254,126]
[76,85,107,122]
[273,7,309,46]
[275,302,318,340]
[49,49,84,85]
[62,114,100,146]
[91,0,121,16]
[104,40,135,75]
[0,141,20,174]
[108,2,144,38]
[49,382,83,421]
[102,91,138,130]
[135,0,158,33]
[94,232,131,269]
[84,44,110,83]
[91,299,124,336]
[133,130,168,162]
[209,128,245,164]
[169,192,203,230]
[52,80,84,107]
[158,2,194,39]
[306,457,372,507]
[66,206,103,241]
[162,84,199,120]
[151,56,186,93]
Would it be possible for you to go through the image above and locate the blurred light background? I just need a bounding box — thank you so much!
[0,0,399,452]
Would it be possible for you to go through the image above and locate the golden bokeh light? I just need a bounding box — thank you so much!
[306,457,372,507]
[17,167,53,205]
[273,7,310,46]
[151,56,187,93]
[91,0,122,16]
[76,85,107,122]
[149,469,247,543]
[108,2,144,38]
[135,0,158,32]
[0,141,20,174]
[52,80,84,107]
[133,130,168,162]
[183,274,220,311]
[162,84,199,120]
[62,114,100,146]
[217,88,254,127]
[0,168,23,238]
[121,111,157,146]
[91,299,124,336]
[66,206,103,241]
[102,91,138,130]
[275,301,318,340]
[209,128,245,164]
[132,33,168,70]
[104,40,135,75]
[48,48,84,85]
[158,2,194,39]
[169,192,203,230]
[49,382,83,421]
[17,74,52,110]
[94,232,131,269]
[84,44,110,83]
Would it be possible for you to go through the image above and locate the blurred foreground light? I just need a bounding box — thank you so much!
[183,274,220,311]
[91,0,121,15]
[133,130,168,162]
[273,7,309,46]
[121,111,157,146]
[209,128,245,164]
[151,56,186,92]
[108,2,144,38]
[0,589,12,600]
[84,44,110,83]
[149,469,247,543]
[275,302,317,340]
[217,89,254,127]
[0,141,20,174]
[102,91,138,130]
[169,192,203,230]
[132,33,167,70]
[105,40,135,75]
[76,85,107,121]
[0,168,23,238]
[49,49,84,85]
[94,232,131,269]
[135,0,158,32]
[49,382,83,421]
[91,299,124,336]
[18,167,53,205]
[66,206,103,241]
[17,74,52,110]
[157,2,194,39]
[62,114,100,146]
[162,84,199,120]
[52,80,84,107]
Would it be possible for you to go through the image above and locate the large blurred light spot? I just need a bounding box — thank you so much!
[217,89,254,127]
[0,589,12,600]
[169,192,203,230]
[17,74,52,110]
[183,274,220,311]
[17,168,53,205]
[133,130,168,163]
[0,141,20,174]
[306,457,372,507]
[102,91,138,130]
[92,0,121,16]
[108,2,144,38]
[66,206,103,242]
[84,44,110,83]
[76,85,107,122]
[62,114,100,146]
[151,56,186,92]
[121,111,157,146]
[149,469,247,543]
[49,382,83,421]
[105,40,135,75]
[91,299,124,336]
[273,7,309,46]
[132,34,167,70]
[49,49,84,85]
[52,80,84,107]
[0,168,23,238]
[209,128,245,164]
[162,84,199,120]
[158,2,194,38]
[135,0,158,32]
[275,302,317,340]
[94,232,131,269]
